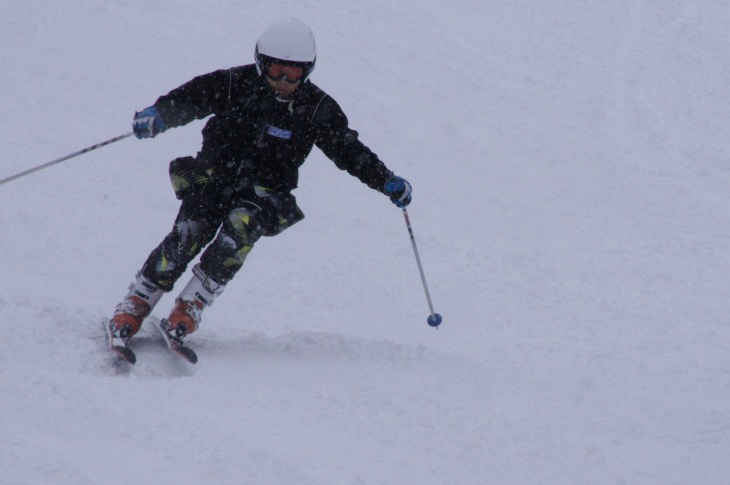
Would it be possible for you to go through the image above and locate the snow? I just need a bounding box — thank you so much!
[2,0,730,483]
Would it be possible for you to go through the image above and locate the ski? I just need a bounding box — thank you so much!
[104,319,137,364]
[151,317,198,364]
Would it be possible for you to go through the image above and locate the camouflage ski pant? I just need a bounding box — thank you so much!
[141,183,304,292]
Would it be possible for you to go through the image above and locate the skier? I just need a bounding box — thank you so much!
[107,17,412,356]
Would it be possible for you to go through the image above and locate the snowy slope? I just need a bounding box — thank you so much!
[2,1,730,483]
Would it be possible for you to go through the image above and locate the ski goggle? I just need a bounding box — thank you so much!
[266,63,305,83]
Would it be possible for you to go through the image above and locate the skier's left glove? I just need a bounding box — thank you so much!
[133,106,166,139]
[384,176,412,208]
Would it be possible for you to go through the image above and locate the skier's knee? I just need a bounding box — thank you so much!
[225,205,262,245]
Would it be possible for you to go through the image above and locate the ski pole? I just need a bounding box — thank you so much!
[0,131,135,187]
[401,207,442,327]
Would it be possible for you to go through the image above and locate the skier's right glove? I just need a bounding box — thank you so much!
[133,106,166,139]
[384,176,412,208]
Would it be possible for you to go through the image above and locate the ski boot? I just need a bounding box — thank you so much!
[155,265,225,363]
[107,273,164,363]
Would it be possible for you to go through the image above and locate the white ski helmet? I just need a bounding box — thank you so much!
[255,17,317,81]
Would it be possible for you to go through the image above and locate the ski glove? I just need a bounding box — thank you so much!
[133,106,166,139]
[384,176,412,208]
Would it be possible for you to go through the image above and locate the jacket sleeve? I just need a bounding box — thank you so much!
[312,96,393,193]
[153,69,231,129]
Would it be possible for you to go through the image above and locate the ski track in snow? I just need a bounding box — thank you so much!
[2,299,497,484]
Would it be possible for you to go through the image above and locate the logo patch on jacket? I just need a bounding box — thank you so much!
[267,125,292,140]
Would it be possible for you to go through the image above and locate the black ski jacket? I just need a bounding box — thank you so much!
[153,64,394,194]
